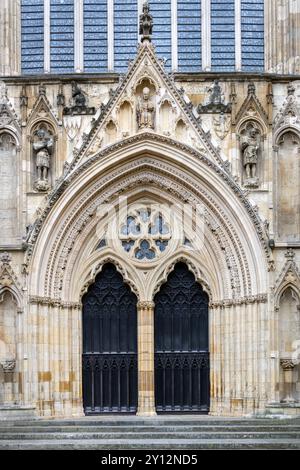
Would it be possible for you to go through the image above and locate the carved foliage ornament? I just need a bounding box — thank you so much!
[0,359,16,372]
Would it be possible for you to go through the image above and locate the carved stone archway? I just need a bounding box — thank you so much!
[26,137,269,417]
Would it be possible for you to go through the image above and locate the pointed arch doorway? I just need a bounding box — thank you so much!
[154,263,210,413]
[82,264,138,414]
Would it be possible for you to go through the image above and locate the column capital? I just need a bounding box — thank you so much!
[137,301,155,310]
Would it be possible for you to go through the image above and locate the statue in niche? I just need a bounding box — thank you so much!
[33,126,53,191]
[241,122,260,187]
[137,87,155,129]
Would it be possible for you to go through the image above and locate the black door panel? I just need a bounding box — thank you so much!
[154,263,210,413]
[82,264,138,414]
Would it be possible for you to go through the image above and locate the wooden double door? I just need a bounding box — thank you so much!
[82,263,209,414]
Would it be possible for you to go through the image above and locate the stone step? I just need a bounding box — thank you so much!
[0,431,299,440]
[1,424,300,433]
[1,418,299,427]
[0,438,299,450]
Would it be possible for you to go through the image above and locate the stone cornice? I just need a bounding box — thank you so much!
[1,73,300,85]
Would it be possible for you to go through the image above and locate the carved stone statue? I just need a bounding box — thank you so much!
[63,82,95,116]
[33,127,53,190]
[197,80,231,114]
[139,1,153,42]
[241,123,260,186]
[209,80,224,106]
[137,87,155,129]
[72,81,86,108]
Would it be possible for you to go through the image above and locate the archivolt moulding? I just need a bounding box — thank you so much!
[47,167,247,301]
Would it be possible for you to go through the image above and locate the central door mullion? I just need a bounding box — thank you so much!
[137,301,156,416]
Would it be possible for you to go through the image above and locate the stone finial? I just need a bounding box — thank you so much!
[0,81,7,104]
[285,248,295,260]
[20,86,28,108]
[39,84,46,96]
[287,83,295,96]
[0,252,12,264]
[139,1,153,43]
[248,83,256,96]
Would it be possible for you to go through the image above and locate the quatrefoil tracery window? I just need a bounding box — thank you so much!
[119,208,171,261]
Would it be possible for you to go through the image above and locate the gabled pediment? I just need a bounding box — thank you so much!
[0,253,22,297]
[69,42,226,170]
[0,81,20,133]
[274,249,300,307]
[274,84,300,132]
[235,83,269,134]
[27,85,60,128]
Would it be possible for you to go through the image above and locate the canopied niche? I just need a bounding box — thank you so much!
[0,291,19,405]
[0,132,18,245]
[104,120,118,145]
[239,120,262,188]
[175,119,187,141]
[136,78,156,131]
[159,100,172,135]
[31,121,55,192]
[278,287,300,402]
[276,131,300,241]
[118,101,133,137]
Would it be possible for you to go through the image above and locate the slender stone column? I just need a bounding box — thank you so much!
[0,0,21,76]
[136,301,156,416]
[265,0,300,74]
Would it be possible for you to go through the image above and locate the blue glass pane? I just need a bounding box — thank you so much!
[50,0,74,73]
[135,240,156,260]
[149,0,172,70]
[241,0,264,71]
[178,0,201,72]
[114,0,138,73]
[21,0,44,74]
[84,0,108,72]
[211,0,235,72]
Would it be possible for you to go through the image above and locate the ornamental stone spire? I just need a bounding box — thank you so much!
[139,1,153,43]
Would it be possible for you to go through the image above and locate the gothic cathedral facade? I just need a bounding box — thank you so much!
[0,1,300,419]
